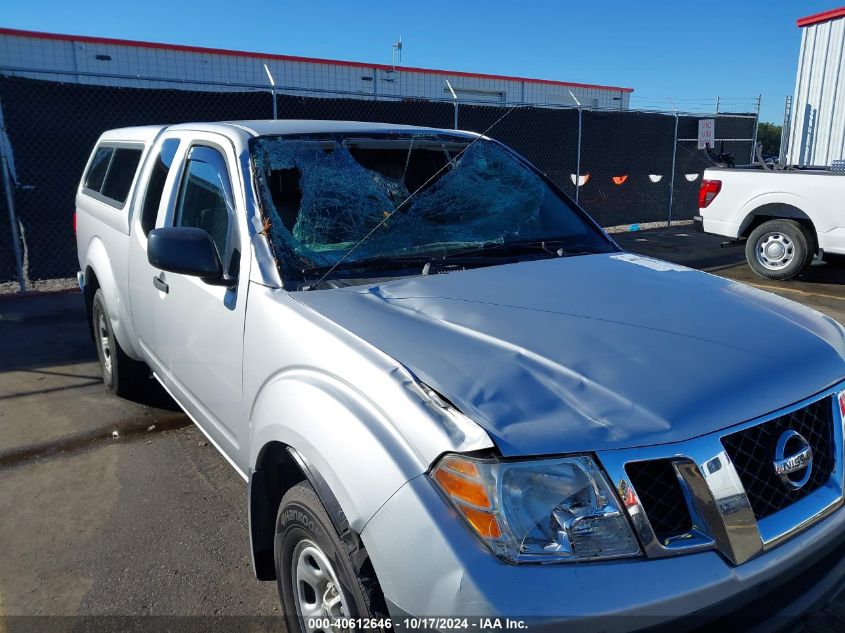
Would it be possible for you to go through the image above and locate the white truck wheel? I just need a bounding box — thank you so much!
[745,219,814,281]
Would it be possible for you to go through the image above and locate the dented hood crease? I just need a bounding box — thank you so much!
[295,254,845,455]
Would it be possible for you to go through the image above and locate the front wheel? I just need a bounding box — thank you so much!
[745,219,814,281]
[275,481,385,633]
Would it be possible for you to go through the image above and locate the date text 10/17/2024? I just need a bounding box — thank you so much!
[306,618,530,630]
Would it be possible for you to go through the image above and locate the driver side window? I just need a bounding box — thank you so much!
[174,145,239,277]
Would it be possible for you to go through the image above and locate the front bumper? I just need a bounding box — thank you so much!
[362,475,845,632]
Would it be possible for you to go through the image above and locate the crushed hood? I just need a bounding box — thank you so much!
[295,253,845,455]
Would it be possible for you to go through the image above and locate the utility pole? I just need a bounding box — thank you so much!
[667,98,679,227]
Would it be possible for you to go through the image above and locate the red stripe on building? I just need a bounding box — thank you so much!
[0,27,634,93]
[797,6,845,27]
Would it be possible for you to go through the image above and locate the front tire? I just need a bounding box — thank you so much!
[91,289,148,397]
[275,481,385,633]
[745,219,814,280]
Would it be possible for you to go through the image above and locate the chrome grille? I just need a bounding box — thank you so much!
[625,459,692,542]
[598,385,844,565]
[721,396,834,520]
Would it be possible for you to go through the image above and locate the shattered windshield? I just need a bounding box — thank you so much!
[250,133,613,287]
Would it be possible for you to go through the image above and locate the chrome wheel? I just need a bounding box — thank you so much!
[755,232,795,271]
[292,539,349,632]
[97,311,112,376]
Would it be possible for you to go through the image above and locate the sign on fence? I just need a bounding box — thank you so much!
[697,118,715,149]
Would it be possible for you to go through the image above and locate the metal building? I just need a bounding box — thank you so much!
[0,28,632,109]
[787,7,845,166]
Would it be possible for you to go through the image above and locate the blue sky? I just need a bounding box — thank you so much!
[3,0,837,122]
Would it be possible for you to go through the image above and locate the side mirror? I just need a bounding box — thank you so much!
[147,227,232,286]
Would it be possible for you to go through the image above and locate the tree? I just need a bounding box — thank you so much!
[756,122,782,156]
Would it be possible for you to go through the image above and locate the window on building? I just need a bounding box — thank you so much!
[443,87,505,103]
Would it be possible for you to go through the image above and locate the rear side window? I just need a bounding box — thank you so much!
[101,148,143,203]
[140,139,180,235]
[85,147,112,192]
[83,144,143,207]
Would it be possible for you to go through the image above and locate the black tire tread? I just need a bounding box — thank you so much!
[745,219,812,281]
[92,289,148,397]
[276,481,387,630]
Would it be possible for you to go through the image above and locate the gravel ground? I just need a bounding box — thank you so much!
[604,219,694,233]
[0,276,79,296]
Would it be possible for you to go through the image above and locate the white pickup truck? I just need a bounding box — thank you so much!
[76,120,845,631]
[695,166,845,280]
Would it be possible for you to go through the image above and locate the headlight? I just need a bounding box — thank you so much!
[430,454,641,563]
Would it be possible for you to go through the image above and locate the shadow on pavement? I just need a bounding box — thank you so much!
[617,226,845,287]
[797,260,845,286]
[0,290,179,411]
[126,375,182,411]
[614,228,746,270]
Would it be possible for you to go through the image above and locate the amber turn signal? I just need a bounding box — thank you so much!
[431,455,503,541]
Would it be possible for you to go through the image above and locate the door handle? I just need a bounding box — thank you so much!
[153,274,169,294]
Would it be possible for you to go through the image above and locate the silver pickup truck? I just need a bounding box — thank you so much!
[75,120,845,632]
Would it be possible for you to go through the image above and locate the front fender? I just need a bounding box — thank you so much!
[249,367,427,532]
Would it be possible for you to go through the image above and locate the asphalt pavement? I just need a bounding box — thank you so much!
[0,293,280,631]
[1,227,844,632]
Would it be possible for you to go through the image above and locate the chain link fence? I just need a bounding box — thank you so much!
[0,70,758,290]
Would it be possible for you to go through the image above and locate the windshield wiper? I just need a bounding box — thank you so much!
[300,252,532,290]
[442,238,603,259]
[300,237,608,289]
[301,255,430,278]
